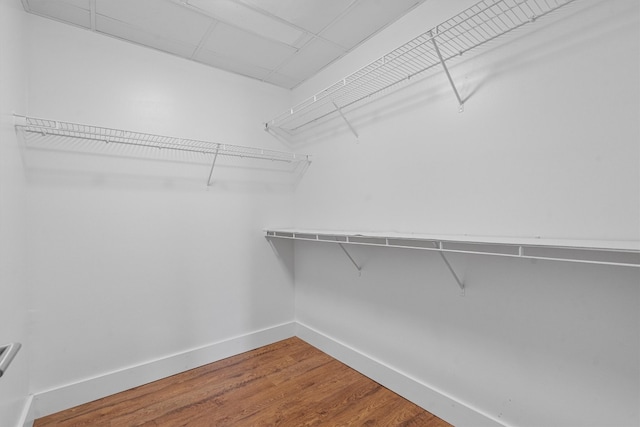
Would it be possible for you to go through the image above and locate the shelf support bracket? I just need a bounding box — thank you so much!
[206,144,220,186]
[430,30,464,113]
[264,124,294,147]
[337,242,362,276]
[433,242,465,295]
[332,102,359,140]
[0,342,21,378]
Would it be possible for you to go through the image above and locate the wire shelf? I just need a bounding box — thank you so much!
[16,115,308,162]
[265,229,640,269]
[15,115,311,184]
[266,0,576,133]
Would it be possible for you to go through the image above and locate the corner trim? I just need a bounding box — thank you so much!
[18,394,34,427]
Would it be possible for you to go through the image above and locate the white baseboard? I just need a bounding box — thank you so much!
[30,322,296,420]
[295,322,505,427]
[28,321,504,426]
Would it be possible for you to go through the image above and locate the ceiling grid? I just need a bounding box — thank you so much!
[22,0,426,89]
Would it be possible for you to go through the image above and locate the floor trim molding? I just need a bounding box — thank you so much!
[29,321,504,426]
[30,322,296,421]
[295,321,505,427]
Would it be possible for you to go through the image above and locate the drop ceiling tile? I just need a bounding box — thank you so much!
[23,0,427,88]
[194,49,272,81]
[67,0,90,7]
[239,0,353,34]
[35,0,90,9]
[26,0,91,28]
[203,22,297,70]
[292,33,314,49]
[263,72,301,89]
[187,0,304,46]
[321,0,423,50]
[96,15,197,58]
[276,38,346,81]
[96,0,212,45]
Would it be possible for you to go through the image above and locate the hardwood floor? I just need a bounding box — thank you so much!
[34,337,453,426]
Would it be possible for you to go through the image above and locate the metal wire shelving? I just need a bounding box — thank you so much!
[265,0,577,135]
[14,115,310,185]
[266,229,640,294]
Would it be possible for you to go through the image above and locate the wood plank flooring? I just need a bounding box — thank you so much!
[34,337,453,426]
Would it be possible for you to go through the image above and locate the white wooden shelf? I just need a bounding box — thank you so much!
[14,115,310,185]
[265,228,640,269]
[265,0,576,135]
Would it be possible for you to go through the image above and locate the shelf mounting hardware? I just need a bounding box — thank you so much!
[430,29,464,113]
[434,242,465,295]
[332,102,359,140]
[0,342,21,378]
[264,124,293,147]
[337,239,362,275]
[206,144,220,186]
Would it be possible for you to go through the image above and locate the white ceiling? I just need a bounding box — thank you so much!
[21,0,426,89]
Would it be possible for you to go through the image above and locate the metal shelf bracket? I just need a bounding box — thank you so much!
[433,242,465,295]
[338,242,362,276]
[332,102,359,140]
[0,342,22,378]
[430,29,464,113]
[206,144,220,186]
[264,126,287,145]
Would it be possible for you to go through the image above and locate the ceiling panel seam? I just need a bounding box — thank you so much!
[191,20,217,60]
[21,0,429,89]
[89,0,96,31]
[315,0,359,39]
[176,0,302,49]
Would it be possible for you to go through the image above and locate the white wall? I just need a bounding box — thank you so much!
[0,1,30,426]
[5,1,638,425]
[22,13,296,417]
[292,0,640,426]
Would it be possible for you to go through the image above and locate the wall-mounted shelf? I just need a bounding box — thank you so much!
[266,228,640,294]
[265,0,576,135]
[14,115,310,185]
[265,229,640,267]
